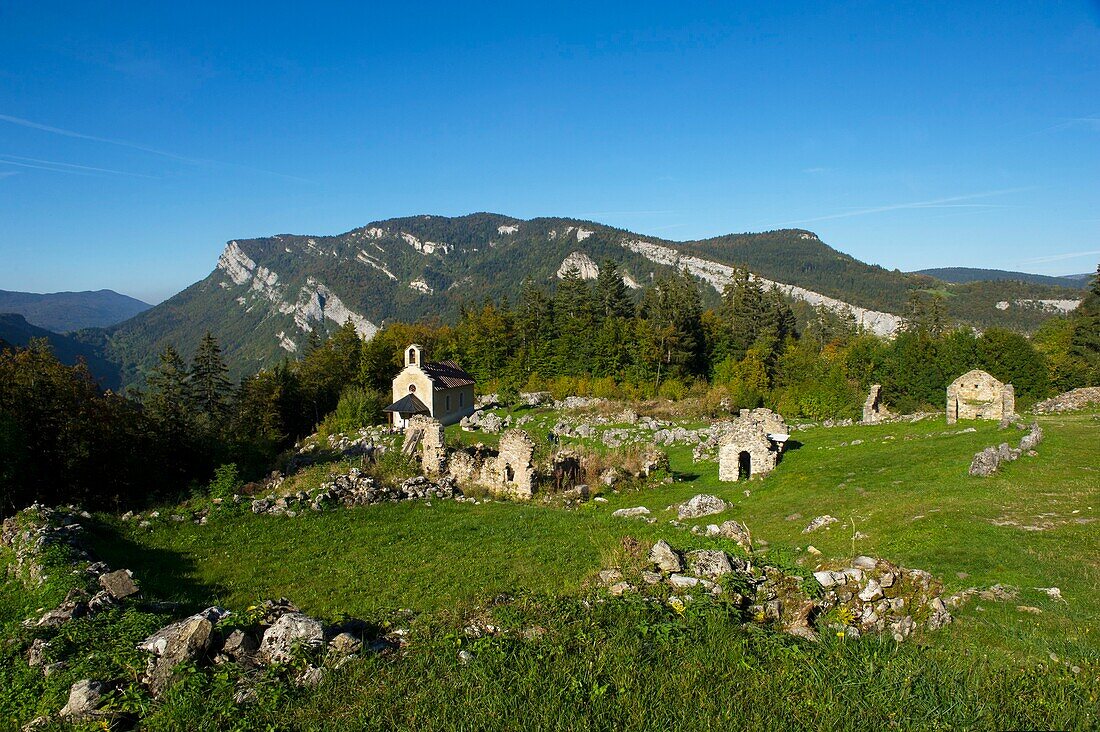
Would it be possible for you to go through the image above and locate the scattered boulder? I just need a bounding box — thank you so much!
[59,679,109,721]
[98,569,139,600]
[259,612,326,664]
[648,540,683,573]
[715,520,752,551]
[612,506,651,519]
[140,611,219,696]
[677,494,727,520]
[686,549,733,579]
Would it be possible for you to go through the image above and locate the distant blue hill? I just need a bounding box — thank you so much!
[0,288,150,333]
[0,312,120,388]
[914,267,1088,288]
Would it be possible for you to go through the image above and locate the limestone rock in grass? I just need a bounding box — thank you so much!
[802,515,838,533]
[34,598,87,628]
[608,581,634,596]
[220,629,259,659]
[139,607,229,656]
[260,612,326,664]
[59,679,109,720]
[716,520,752,551]
[142,615,215,696]
[852,556,877,571]
[98,569,139,600]
[687,549,733,579]
[26,639,48,667]
[677,494,728,520]
[598,568,623,585]
[328,632,363,656]
[296,665,325,688]
[612,506,650,519]
[669,574,700,589]
[648,540,683,573]
[479,413,504,434]
[642,571,663,585]
[783,597,818,641]
[858,579,884,602]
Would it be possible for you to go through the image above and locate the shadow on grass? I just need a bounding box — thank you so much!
[84,518,228,613]
[784,440,804,452]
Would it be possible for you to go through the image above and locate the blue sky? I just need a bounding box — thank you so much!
[1,2,1098,303]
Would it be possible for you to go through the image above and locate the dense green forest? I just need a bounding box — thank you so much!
[2,265,1097,517]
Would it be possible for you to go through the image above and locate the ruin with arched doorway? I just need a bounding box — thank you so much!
[718,408,790,482]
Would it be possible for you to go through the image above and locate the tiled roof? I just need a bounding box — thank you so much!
[422,360,476,389]
[382,393,430,414]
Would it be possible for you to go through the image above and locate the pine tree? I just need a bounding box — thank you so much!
[594,259,634,320]
[190,332,232,419]
[145,345,194,436]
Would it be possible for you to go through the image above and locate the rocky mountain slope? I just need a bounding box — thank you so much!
[99,213,1082,388]
[0,289,150,333]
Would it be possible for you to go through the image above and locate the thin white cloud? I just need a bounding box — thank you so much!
[579,210,677,216]
[0,112,313,183]
[0,154,158,178]
[0,171,16,179]
[1019,250,1100,265]
[767,188,1031,227]
[1031,116,1100,135]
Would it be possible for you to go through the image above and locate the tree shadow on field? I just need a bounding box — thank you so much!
[84,518,228,613]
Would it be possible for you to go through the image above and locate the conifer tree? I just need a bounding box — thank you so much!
[145,345,193,435]
[594,259,634,320]
[190,332,231,419]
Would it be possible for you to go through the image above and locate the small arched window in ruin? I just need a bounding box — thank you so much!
[505,465,515,482]
[409,348,417,365]
[408,384,416,393]
[738,451,751,481]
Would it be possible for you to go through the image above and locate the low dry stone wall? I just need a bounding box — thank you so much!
[1033,387,1100,414]
[251,472,461,516]
[969,422,1043,477]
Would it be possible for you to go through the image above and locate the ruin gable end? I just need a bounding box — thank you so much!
[946,370,1015,425]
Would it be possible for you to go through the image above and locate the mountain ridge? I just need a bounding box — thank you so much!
[913,267,1088,288]
[0,288,150,333]
[97,213,1084,389]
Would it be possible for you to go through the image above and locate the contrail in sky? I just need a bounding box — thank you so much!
[767,188,1031,227]
[0,112,313,183]
[0,154,159,178]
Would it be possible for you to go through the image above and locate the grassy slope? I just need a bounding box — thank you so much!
[87,412,1099,664]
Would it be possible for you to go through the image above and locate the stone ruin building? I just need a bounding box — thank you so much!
[946,369,1015,425]
[862,384,889,424]
[480,429,537,500]
[718,408,790,482]
[404,416,539,500]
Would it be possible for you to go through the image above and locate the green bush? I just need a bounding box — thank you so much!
[321,386,385,436]
[207,463,243,501]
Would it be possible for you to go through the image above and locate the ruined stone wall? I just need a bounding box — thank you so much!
[407,416,446,477]
[862,385,888,424]
[480,429,537,499]
[946,370,1014,425]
